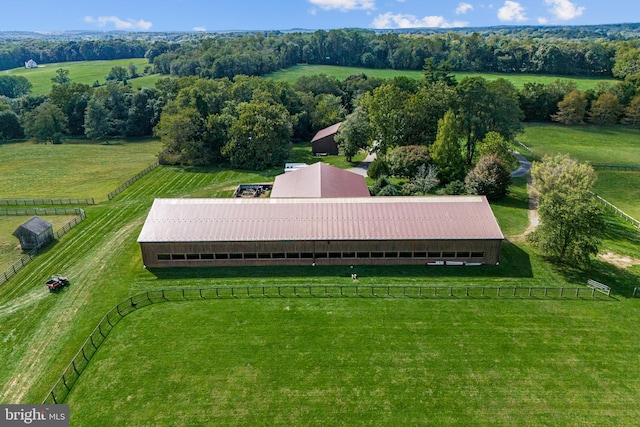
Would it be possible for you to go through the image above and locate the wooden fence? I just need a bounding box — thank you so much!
[107,161,159,200]
[0,210,86,286]
[0,198,94,206]
[0,207,85,217]
[591,193,640,228]
[42,284,610,405]
[591,163,640,172]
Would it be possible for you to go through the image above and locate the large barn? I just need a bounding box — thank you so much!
[270,162,370,198]
[311,122,341,155]
[137,196,504,268]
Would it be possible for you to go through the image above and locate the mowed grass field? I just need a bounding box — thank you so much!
[267,64,616,90]
[2,58,157,95]
[519,123,640,219]
[0,126,639,425]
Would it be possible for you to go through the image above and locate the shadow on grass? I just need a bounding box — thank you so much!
[148,241,533,281]
[554,259,639,298]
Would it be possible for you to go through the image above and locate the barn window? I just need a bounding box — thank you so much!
[371,252,384,258]
[216,253,229,259]
[343,252,356,258]
[244,253,257,259]
[357,252,369,258]
[229,253,243,259]
[157,254,170,261]
[258,253,271,259]
[301,252,313,259]
[442,252,455,258]
[428,252,441,258]
[315,252,327,258]
[171,254,186,260]
[201,253,214,260]
[457,252,470,258]
[385,252,398,258]
[186,254,199,260]
[399,252,412,258]
[273,253,286,259]
[329,252,341,258]
[414,252,427,258]
[286,253,300,259]
[471,251,485,258]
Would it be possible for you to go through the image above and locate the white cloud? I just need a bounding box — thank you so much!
[193,27,207,32]
[497,1,528,22]
[371,13,467,29]
[544,0,585,21]
[308,0,375,11]
[84,16,152,31]
[537,17,549,24]
[456,2,474,15]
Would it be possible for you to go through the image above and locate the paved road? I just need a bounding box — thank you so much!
[349,152,376,177]
[511,152,532,177]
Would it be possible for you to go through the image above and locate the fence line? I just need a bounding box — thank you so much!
[514,140,533,157]
[591,192,640,228]
[0,210,86,287]
[0,207,85,217]
[0,198,94,206]
[107,161,159,200]
[42,284,610,405]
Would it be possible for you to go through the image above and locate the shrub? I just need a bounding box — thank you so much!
[437,180,466,195]
[367,157,389,179]
[387,145,431,178]
[464,154,512,201]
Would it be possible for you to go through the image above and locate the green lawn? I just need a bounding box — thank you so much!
[0,139,162,200]
[267,64,616,90]
[2,58,151,95]
[1,131,639,425]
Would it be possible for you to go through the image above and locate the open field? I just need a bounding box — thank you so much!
[2,58,153,95]
[0,139,162,200]
[0,131,639,425]
[519,123,640,219]
[267,64,617,90]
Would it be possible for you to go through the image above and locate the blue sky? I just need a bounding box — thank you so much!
[1,0,637,32]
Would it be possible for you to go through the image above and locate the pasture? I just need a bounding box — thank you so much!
[0,125,639,425]
[2,58,154,95]
[267,64,616,90]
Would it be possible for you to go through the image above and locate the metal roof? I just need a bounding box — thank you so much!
[310,122,341,143]
[138,196,504,243]
[12,216,52,236]
[270,162,370,198]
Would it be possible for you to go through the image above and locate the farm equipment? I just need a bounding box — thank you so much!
[46,275,70,292]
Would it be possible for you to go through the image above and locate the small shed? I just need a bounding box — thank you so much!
[311,122,341,155]
[24,59,38,69]
[12,216,54,251]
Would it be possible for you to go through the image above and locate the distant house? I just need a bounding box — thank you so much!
[311,122,341,155]
[271,162,370,198]
[284,163,309,173]
[24,59,38,69]
[12,216,54,251]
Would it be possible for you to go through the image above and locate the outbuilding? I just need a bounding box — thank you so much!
[138,196,504,268]
[271,162,370,198]
[311,122,341,155]
[12,216,54,251]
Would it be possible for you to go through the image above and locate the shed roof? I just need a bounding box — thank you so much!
[138,196,504,243]
[311,122,341,143]
[12,216,52,237]
[271,162,370,198]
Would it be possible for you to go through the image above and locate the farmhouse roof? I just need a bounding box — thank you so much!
[311,122,341,143]
[270,162,370,198]
[12,216,52,237]
[137,196,504,243]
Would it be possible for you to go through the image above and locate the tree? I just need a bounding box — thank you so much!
[475,131,518,171]
[622,94,640,126]
[431,109,466,184]
[50,82,92,135]
[0,76,32,98]
[155,106,208,165]
[83,97,110,141]
[23,102,67,144]
[311,94,346,131]
[106,66,129,82]
[51,68,71,85]
[223,100,292,170]
[588,92,622,124]
[334,106,371,162]
[527,154,605,266]
[0,109,24,140]
[360,82,410,155]
[552,89,588,124]
[464,154,512,201]
[407,164,439,195]
[387,145,431,178]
